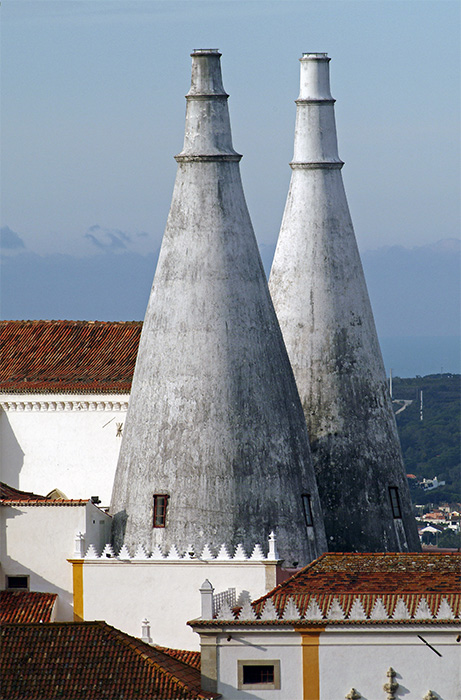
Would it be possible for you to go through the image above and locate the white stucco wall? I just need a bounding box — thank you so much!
[0,393,128,505]
[79,559,277,650]
[319,627,461,700]
[206,625,461,700]
[214,629,302,700]
[1,502,111,621]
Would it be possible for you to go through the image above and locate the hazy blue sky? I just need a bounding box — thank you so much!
[1,1,460,374]
[2,0,459,256]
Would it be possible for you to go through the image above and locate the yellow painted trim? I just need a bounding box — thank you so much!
[72,561,84,621]
[295,626,325,700]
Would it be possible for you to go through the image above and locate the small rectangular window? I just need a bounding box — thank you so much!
[153,494,169,528]
[238,660,280,690]
[389,487,402,519]
[302,493,314,527]
[6,575,29,590]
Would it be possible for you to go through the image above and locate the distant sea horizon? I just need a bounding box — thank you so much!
[379,336,460,378]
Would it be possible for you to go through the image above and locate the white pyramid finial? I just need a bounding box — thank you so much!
[267,531,279,560]
[151,543,164,560]
[74,532,85,558]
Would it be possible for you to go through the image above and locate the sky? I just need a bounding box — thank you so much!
[1,0,460,373]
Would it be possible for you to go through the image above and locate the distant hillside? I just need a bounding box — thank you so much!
[393,374,461,505]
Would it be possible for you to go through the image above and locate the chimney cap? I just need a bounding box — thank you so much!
[191,49,221,56]
[300,52,330,60]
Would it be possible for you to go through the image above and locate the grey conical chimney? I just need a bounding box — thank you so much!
[110,50,326,565]
[269,53,420,552]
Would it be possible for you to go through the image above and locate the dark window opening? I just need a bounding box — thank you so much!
[153,494,169,528]
[243,665,275,685]
[302,493,314,527]
[6,575,29,590]
[389,487,402,519]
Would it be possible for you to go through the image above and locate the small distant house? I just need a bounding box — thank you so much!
[0,320,141,505]
[0,482,111,620]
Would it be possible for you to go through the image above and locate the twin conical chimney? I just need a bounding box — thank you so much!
[269,54,420,552]
[110,50,327,565]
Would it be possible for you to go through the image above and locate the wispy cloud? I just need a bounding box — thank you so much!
[0,226,26,251]
[84,225,132,252]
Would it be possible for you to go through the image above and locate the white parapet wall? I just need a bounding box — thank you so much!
[71,537,280,650]
[0,393,128,505]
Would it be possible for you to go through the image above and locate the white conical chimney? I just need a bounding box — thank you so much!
[269,53,420,552]
[110,50,326,565]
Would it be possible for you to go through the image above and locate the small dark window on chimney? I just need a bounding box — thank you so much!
[7,575,29,590]
[153,494,169,528]
[389,487,402,519]
[302,494,314,527]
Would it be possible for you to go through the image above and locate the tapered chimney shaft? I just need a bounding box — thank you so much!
[269,53,420,552]
[110,50,326,565]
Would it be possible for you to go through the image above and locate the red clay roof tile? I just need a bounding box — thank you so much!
[0,591,57,623]
[1,621,218,700]
[0,320,141,393]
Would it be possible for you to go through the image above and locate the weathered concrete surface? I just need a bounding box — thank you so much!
[269,53,420,552]
[110,50,327,565]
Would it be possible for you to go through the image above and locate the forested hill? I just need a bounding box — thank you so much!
[393,374,460,505]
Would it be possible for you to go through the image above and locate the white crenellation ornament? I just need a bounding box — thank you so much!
[84,544,100,559]
[282,597,301,620]
[436,597,454,619]
[216,600,235,621]
[304,597,324,620]
[250,544,265,560]
[133,544,150,560]
[117,544,132,560]
[239,598,257,621]
[370,597,389,620]
[216,544,231,560]
[101,543,116,558]
[414,597,433,620]
[259,598,279,621]
[200,544,214,560]
[392,598,410,620]
[233,544,247,560]
[348,597,367,620]
[166,544,181,560]
[327,597,345,620]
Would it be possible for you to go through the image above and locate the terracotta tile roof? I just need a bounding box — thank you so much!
[1,621,218,700]
[0,320,141,394]
[154,646,201,670]
[0,482,50,501]
[190,553,461,626]
[0,482,93,507]
[0,591,57,623]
